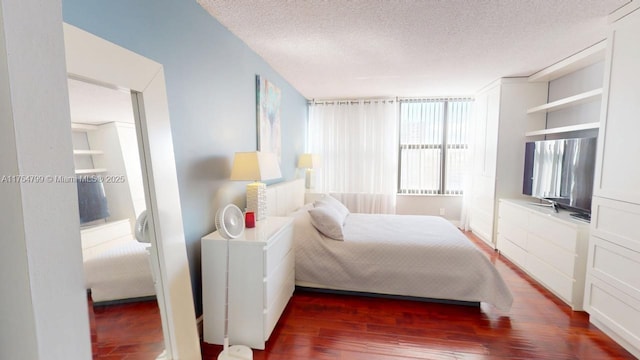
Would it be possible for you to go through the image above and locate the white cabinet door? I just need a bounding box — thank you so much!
[472,89,488,176]
[594,8,640,204]
[483,85,500,177]
[469,84,499,246]
[584,6,640,358]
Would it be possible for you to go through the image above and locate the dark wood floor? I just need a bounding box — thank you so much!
[93,231,636,359]
[89,296,165,359]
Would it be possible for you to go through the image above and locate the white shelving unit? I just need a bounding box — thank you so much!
[524,122,600,137]
[526,41,605,137]
[71,122,106,175]
[529,41,606,82]
[74,168,107,175]
[526,88,603,114]
[71,122,98,132]
[73,149,104,155]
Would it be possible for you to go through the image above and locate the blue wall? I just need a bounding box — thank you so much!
[63,0,308,313]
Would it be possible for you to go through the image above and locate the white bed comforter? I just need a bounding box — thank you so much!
[292,207,513,311]
[84,240,155,302]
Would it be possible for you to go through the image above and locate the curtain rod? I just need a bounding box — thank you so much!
[308,96,473,105]
[398,97,473,102]
[308,98,396,105]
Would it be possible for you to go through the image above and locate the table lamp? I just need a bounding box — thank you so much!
[297,153,320,189]
[230,151,282,221]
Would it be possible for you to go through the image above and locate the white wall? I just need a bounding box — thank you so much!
[0,1,92,358]
[62,1,309,314]
[396,195,462,224]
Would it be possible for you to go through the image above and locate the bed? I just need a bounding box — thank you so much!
[266,180,513,311]
[81,219,156,303]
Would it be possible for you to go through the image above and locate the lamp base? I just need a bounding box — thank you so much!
[305,168,315,189]
[246,182,267,221]
[218,345,253,360]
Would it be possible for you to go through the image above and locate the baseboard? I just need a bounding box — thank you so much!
[92,295,157,307]
[590,316,640,359]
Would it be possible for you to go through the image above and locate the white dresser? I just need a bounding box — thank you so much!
[497,199,590,310]
[202,216,294,350]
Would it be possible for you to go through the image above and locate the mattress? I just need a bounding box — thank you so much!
[84,239,156,302]
[291,205,513,311]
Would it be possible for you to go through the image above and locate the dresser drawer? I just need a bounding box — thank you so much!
[527,233,576,277]
[263,270,294,340]
[499,201,529,229]
[528,213,577,252]
[526,254,574,302]
[498,234,527,268]
[590,236,640,298]
[586,277,640,351]
[264,250,294,308]
[497,219,527,250]
[265,224,293,276]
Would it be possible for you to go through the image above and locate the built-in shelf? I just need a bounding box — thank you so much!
[75,168,107,175]
[72,123,106,175]
[73,149,104,155]
[527,88,603,114]
[525,122,600,137]
[71,123,98,132]
[529,41,606,82]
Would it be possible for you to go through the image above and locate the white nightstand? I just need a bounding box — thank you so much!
[201,216,294,350]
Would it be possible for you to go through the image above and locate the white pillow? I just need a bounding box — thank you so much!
[314,195,349,222]
[308,204,345,240]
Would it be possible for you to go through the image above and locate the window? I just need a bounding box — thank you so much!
[398,98,473,195]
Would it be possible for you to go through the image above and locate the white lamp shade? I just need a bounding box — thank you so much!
[230,151,282,181]
[230,151,281,221]
[297,153,320,169]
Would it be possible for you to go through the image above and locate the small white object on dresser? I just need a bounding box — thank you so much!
[202,216,294,350]
[497,199,590,310]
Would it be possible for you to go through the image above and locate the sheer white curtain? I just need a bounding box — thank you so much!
[308,99,398,214]
[460,101,477,231]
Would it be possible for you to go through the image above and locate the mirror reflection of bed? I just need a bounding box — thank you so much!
[68,78,164,357]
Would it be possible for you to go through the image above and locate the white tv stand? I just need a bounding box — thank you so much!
[496,199,590,310]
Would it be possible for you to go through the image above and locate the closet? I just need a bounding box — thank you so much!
[469,79,547,247]
[583,3,640,358]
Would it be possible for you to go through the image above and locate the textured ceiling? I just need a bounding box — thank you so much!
[198,0,627,99]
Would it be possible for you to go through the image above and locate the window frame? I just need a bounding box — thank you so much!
[397,98,472,195]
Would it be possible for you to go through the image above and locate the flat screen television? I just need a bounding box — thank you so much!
[77,177,110,225]
[523,137,597,220]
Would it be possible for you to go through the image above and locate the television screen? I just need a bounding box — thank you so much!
[77,177,110,225]
[523,137,597,214]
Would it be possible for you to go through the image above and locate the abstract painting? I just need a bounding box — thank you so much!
[256,75,282,162]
